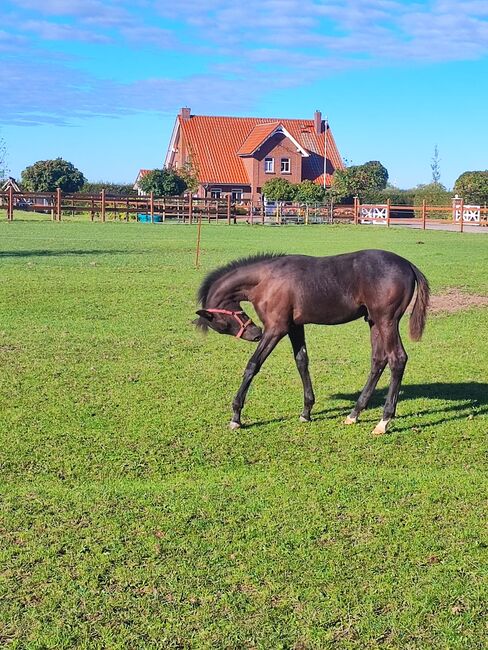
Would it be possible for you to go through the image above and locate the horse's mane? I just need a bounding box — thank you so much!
[197,252,285,306]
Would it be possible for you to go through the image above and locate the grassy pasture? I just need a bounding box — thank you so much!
[0,220,487,649]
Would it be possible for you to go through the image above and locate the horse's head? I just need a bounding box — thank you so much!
[194,308,262,342]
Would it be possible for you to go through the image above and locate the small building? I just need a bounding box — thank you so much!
[164,108,343,204]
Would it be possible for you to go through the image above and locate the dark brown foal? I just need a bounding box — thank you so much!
[195,250,429,435]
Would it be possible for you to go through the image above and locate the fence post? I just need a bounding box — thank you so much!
[7,185,14,221]
[56,187,62,221]
[386,198,391,227]
[459,197,464,233]
[354,196,359,225]
[227,194,231,225]
[422,199,426,230]
[100,189,105,222]
[150,192,154,223]
[188,195,193,225]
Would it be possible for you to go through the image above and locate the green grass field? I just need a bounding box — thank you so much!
[1,220,487,649]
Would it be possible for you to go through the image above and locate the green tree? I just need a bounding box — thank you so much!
[21,158,85,192]
[294,180,326,204]
[262,177,296,202]
[332,160,388,202]
[138,168,187,197]
[453,171,488,205]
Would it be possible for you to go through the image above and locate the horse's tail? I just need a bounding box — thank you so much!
[409,264,430,341]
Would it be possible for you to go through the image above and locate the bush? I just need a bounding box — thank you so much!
[21,158,86,193]
[332,160,389,203]
[138,169,187,198]
[262,178,296,202]
[294,180,327,204]
[79,182,136,196]
[413,183,452,219]
[453,171,488,205]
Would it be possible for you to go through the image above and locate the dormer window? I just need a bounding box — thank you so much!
[265,158,274,173]
[281,158,291,173]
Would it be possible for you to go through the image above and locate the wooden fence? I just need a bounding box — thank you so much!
[1,189,487,231]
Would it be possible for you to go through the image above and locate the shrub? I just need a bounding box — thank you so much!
[21,158,85,192]
[453,171,488,205]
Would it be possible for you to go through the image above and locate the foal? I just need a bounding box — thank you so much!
[195,249,429,435]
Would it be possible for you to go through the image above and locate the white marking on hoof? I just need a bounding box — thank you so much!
[344,415,357,425]
[229,421,241,430]
[299,415,311,423]
[372,419,390,436]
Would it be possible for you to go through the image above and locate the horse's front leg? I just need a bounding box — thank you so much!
[289,324,315,422]
[230,331,283,429]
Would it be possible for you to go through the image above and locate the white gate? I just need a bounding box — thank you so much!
[360,205,387,225]
[452,195,480,223]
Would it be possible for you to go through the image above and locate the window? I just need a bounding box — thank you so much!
[264,158,274,173]
[231,189,243,202]
[281,158,291,173]
[210,188,221,199]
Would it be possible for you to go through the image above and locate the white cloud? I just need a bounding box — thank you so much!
[2,0,488,125]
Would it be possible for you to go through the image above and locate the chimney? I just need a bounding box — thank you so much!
[180,107,191,122]
[314,110,322,134]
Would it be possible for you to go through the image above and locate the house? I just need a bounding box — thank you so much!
[164,108,343,204]
[133,169,151,196]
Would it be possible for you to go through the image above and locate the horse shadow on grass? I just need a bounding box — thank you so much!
[249,382,488,431]
[324,381,488,431]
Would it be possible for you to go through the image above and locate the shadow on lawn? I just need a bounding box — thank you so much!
[0,249,142,258]
[326,381,488,428]
[250,382,488,429]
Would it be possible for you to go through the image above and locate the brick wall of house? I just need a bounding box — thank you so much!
[251,133,303,190]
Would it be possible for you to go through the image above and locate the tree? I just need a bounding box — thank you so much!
[332,160,388,202]
[138,168,187,197]
[21,158,85,192]
[431,145,441,185]
[0,133,8,181]
[294,180,326,204]
[453,171,488,205]
[178,159,199,195]
[262,177,296,202]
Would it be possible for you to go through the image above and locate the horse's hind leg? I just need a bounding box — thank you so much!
[345,322,387,425]
[289,324,315,422]
[230,331,284,429]
[372,321,408,436]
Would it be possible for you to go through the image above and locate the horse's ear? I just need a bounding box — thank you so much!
[196,309,214,321]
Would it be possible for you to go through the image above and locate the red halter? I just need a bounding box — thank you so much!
[205,308,252,339]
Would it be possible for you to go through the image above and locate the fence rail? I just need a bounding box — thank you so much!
[1,190,487,231]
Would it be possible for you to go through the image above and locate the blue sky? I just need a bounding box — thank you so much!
[1,0,487,189]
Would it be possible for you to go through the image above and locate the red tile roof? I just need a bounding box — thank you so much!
[237,122,280,156]
[178,115,343,186]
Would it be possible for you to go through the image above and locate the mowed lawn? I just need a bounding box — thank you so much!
[0,219,487,649]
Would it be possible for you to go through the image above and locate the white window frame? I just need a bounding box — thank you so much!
[210,188,222,199]
[264,158,274,173]
[281,158,291,174]
[231,189,243,202]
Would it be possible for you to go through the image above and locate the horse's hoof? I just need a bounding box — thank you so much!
[344,415,357,425]
[299,415,311,423]
[372,419,389,436]
[229,421,241,430]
